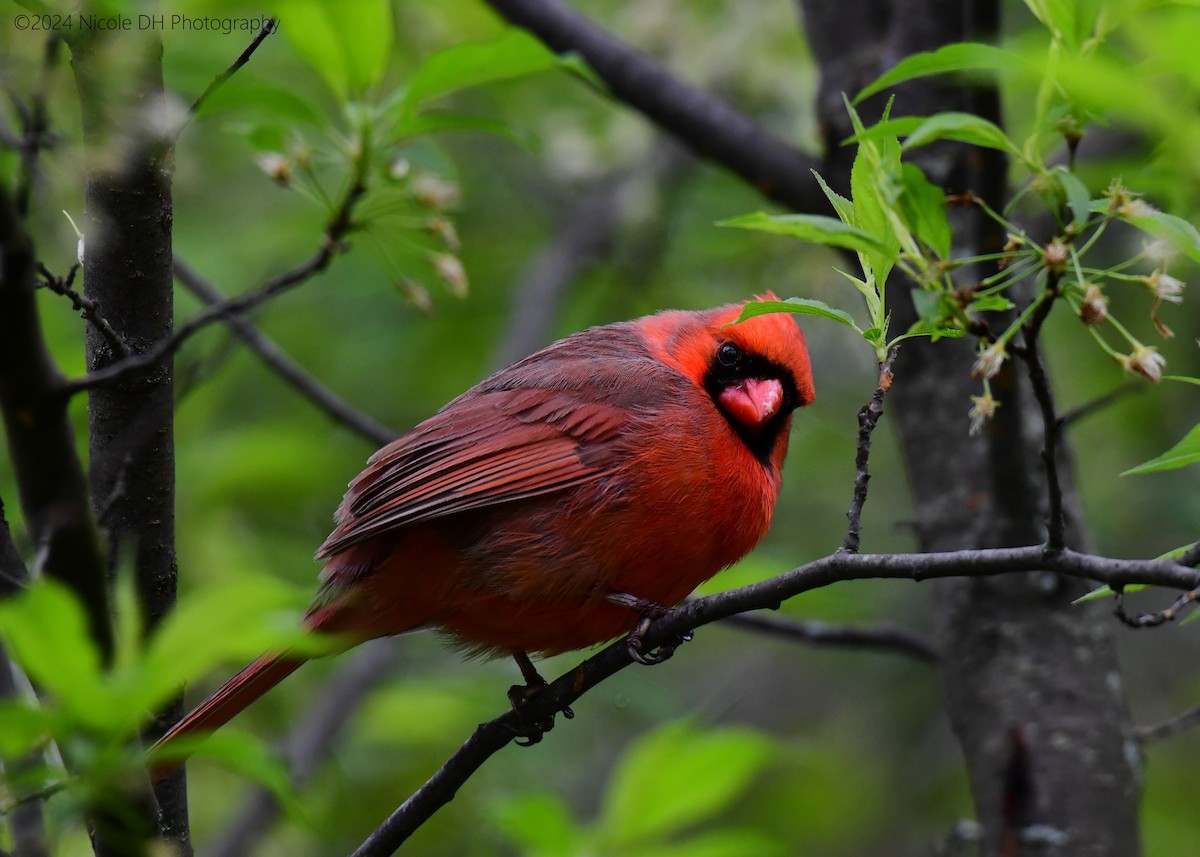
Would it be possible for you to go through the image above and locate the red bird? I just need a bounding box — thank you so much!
[151,298,814,774]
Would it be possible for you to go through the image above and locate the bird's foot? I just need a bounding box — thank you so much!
[507,651,574,746]
[606,593,691,665]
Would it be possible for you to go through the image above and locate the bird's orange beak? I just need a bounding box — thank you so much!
[717,377,784,431]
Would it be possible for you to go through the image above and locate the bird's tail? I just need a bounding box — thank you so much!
[148,653,305,783]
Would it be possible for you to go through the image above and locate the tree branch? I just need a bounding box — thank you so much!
[1137,701,1200,743]
[35,262,128,357]
[62,177,366,398]
[718,610,938,662]
[1017,286,1066,550]
[173,259,395,448]
[1059,380,1142,428]
[186,18,278,121]
[9,34,60,216]
[0,182,113,657]
[350,545,1199,854]
[843,346,899,553]
[481,0,826,214]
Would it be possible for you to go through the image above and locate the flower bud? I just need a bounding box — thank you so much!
[1043,238,1068,272]
[432,253,468,297]
[255,152,292,185]
[427,216,460,251]
[1120,345,1166,382]
[971,344,1006,380]
[968,393,999,436]
[1078,283,1108,325]
[412,174,460,210]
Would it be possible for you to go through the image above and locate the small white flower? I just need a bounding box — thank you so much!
[1120,345,1166,383]
[255,152,292,185]
[427,216,460,251]
[968,393,999,436]
[397,280,434,315]
[1141,269,1185,303]
[971,344,1006,380]
[432,253,468,297]
[1142,239,1173,264]
[412,174,460,210]
[1043,238,1068,271]
[1119,198,1158,219]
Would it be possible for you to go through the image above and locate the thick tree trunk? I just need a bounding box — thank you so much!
[797,1,1141,853]
[70,31,190,857]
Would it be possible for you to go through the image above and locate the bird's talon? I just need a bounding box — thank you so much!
[625,629,691,666]
[507,676,573,739]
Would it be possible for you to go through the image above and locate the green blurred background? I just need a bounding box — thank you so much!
[2,0,1199,854]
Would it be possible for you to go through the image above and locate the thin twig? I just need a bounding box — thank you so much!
[174,259,395,447]
[13,34,60,216]
[1017,286,1066,551]
[349,544,1200,855]
[482,0,825,214]
[1137,701,1200,742]
[1113,585,1200,628]
[843,346,900,553]
[718,610,937,662]
[61,177,366,398]
[1059,380,1142,428]
[35,262,129,357]
[186,19,278,121]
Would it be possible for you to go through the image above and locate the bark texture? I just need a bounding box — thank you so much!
[70,32,190,856]
[797,1,1141,853]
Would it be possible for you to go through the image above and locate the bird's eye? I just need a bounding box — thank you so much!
[717,342,741,367]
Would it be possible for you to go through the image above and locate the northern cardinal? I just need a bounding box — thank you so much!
[151,297,813,776]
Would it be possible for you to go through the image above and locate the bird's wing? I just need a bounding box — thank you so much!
[315,352,668,559]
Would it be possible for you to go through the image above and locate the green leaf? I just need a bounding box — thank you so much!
[842,116,927,147]
[1122,425,1200,476]
[718,212,892,256]
[0,581,108,727]
[1052,167,1093,232]
[150,730,300,812]
[394,112,534,148]
[731,298,858,331]
[1023,0,1104,52]
[898,163,950,258]
[401,29,562,115]
[900,112,1021,155]
[1074,582,1151,603]
[1119,210,1200,264]
[811,170,854,225]
[969,294,1016,313]
[890,325,966,346]
[194,81,325,127]
[856,42,1022,103]
[1164,376,1200,386]
[600,721,775,846]
[275,0,393,96]
[844,97,901,290]
[124,577,319,720]
[0,701,58,756]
